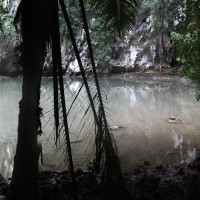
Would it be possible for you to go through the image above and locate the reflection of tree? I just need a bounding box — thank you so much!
[173,134,197,164]
[0,138,16,178]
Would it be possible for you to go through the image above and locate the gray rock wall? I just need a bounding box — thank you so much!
[0,0,175,76]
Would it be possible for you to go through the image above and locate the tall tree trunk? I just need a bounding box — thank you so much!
[8,0,49,199]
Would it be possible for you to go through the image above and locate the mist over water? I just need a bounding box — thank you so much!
[0,77,200,177]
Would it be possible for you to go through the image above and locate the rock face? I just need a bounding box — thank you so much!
[35,2,176,76]
[62,11,173,74]
[0,46,21,77]
[110,16,172,73]
[0,0,175,76]
[0,0,21,77]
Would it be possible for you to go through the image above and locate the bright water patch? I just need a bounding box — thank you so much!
[0,77,200,177]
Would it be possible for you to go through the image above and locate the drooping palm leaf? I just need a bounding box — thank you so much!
[60,0,115,177]
[40,0,138,199]
[50,0,78,199]
[79,0,123,184]
[59,0,101,129]
[86,0,138,35]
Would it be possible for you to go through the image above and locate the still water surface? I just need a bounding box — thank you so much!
[0,77,200,178]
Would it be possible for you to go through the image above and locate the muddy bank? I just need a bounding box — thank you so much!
[108,69,193,86]
[0,68,192,86]
[1,158,200,199]
[37,157,200,199]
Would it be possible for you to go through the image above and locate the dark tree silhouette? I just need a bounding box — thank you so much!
[8,0,50,199]
[8,0,138,199]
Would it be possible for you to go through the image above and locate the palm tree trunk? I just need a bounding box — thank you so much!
[8,0,49,199]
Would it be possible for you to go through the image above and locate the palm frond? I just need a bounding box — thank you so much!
[87,0,138,35]
[80,0,122,172]
[50,0,78,198]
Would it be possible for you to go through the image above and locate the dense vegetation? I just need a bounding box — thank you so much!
[59,0,116,71]
[171,0,200,99]
[1,0,199,78]
[0,1,17,57]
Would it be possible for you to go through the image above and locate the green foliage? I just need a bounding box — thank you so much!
[0,3,9,35]
[145,0,183,31]
[0,2,18,61]
[172,30,200,99]
[60,0,117,71]
[67,5,82,34]
[60,0,82,40]
[0,1,17,40]
[86,0,138,36]
[171,0,200,100]
[90,17,115,70]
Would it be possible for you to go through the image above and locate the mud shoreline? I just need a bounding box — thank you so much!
[1,158,200,200]
[0,69,193,86]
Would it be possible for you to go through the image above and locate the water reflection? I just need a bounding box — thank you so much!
[104,78,200,170]
[186,148,196,163]
[0,77,200,177]
[0,137,16,178]
[173,134,183,150]
[173,133,197,164]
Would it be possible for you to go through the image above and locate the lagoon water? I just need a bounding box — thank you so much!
[1,77,200,178]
